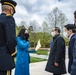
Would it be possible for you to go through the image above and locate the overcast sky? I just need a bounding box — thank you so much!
[0,0,76,26]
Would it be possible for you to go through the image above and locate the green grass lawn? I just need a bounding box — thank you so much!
[30,49,48,63]
[15,57,47,63]
[14,49,48,63]
[36,49,49,55]
[30,57,47,63]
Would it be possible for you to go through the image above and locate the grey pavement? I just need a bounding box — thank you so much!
[30,53,48,59]
[11,58,69,75]
[30,59,69,75]
[29,47,69,75]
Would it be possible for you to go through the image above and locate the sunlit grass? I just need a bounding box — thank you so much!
[30,57,47,63]
[36,49,49,55]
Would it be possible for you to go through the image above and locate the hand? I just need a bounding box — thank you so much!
[54,62,59,67]
[27,41,29,44]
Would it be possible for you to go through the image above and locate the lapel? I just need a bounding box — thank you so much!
[51,34,60,52]
[69,34,75,43]
[73,39,76,58]
[53,34,60,45]
[68,34,75,50]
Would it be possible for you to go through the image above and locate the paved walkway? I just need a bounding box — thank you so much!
[30,53,48,59]
[29,47,69,75]
[30,59,69,75]
[11,58,69,75]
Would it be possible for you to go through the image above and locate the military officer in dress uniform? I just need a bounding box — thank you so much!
[0,0,17,75]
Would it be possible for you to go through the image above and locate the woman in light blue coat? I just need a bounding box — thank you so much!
[15,29,34,75]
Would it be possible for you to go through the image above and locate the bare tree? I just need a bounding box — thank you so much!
[58,13,68,34]
[42,21,50,47]
[42,21,50,33]
[20,21,29,29]
[46,7,68,32]
[29,20,40,47]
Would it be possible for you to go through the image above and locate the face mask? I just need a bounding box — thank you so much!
[51,32,56,37]
[63,31,68,38]
[25,30,28,34]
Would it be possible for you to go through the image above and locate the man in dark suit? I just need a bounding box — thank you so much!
[45,27,66,75]
[70,11,76,75]
[71,35,76,75]
[0,0,17,75]
[64,24,76,74]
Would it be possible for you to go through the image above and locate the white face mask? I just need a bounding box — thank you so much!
[63,31,68,38]
[51,32,56,37]
[25,30,28,34]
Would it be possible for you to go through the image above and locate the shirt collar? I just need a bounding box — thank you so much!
[69,33,74,40]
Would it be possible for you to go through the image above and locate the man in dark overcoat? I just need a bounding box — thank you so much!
[45,27,66,75]
[0,0,17,75]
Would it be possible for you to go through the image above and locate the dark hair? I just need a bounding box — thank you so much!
[74,11,76,14]
[74,11,76,18]
[65,24,76,33]
[54,27,61,33]
[72,28,76,33]
[18,28,29,41]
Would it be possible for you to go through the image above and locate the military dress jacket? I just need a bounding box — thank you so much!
[0,13,17,71]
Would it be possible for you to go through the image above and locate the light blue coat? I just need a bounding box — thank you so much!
[15,37,30,75]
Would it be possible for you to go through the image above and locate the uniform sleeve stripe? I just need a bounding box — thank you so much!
[11,51,16,56]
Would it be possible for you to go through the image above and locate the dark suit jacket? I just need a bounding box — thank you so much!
[68,34,76,73]
[0,13,17,71]
[45,34,66,74]
[71,37,76,75]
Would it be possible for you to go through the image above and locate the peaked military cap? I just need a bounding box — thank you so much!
[0,0,17,13]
